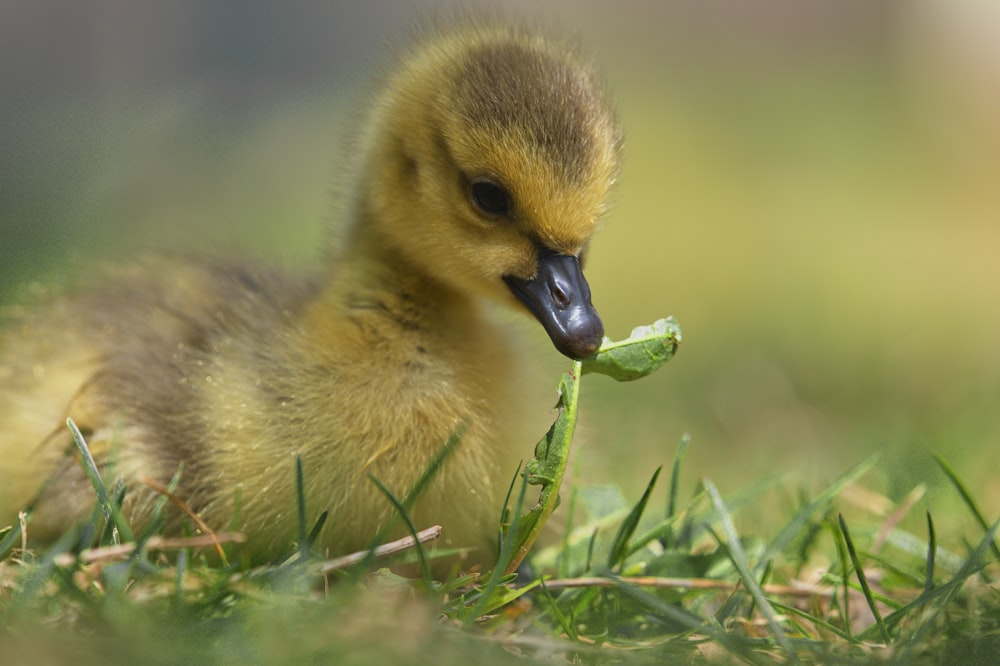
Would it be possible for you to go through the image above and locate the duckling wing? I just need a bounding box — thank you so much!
[0,258,315,538]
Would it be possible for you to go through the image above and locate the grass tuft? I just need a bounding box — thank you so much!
[2,323,998,663]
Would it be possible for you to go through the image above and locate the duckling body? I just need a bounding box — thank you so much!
[0,21,622,563]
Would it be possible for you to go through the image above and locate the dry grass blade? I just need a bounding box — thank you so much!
[530,575,921,601]
[316,526,443,574]
[139,475,229,564]
[51,533,247,567]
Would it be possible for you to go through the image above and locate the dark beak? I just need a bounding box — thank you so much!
[504,247,604,359]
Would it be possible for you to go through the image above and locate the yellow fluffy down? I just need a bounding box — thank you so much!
[0,20,622,568]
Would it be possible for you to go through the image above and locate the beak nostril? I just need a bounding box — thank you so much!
[551,284,569,309]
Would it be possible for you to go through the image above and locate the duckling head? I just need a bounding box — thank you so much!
[360,24,623,359]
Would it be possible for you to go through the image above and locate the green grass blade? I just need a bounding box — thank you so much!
[556,486,578,579]
[367,473,432,582]
[497,461,521,544]
[747,559,774,620]
[359,424,464,562]
[933,454,1000,563]
[666,435,690,522]
[175,549,188,607]
[585,527,598,572]
[770,600,853,642]
[705,479,796,663]
[295,456,309,560]
[606,466,660,569]
[145,463,183,538]
[662,435,690,549]
[535,580,578,641]
[403,424,465,510]
[830,518,852,639]
[838,513,890,645]
[67,418,134,543]
[925,511,936,594]
[308,511,328,547]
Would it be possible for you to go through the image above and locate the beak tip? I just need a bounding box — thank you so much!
[555,317,604,360]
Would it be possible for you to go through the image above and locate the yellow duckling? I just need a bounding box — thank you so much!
[0,20,623,564]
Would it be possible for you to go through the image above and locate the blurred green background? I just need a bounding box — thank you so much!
[2,1,998,539]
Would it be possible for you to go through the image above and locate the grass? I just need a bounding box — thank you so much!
[2,324,998,664]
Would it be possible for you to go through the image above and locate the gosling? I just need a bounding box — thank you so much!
[0,21,623,565]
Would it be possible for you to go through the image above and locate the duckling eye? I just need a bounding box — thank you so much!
[470,179,510,217]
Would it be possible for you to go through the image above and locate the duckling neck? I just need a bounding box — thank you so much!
[302,221,477,359]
